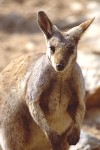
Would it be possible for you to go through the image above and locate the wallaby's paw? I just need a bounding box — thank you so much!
[48,131,61,146]
[67,126,80,145]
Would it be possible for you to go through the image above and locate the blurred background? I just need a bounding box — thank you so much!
[0,0,100,149]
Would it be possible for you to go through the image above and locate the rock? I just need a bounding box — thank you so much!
[85,108,100,126]
[77,51,100,108]
[83,107,100,140]
[70,130,100,150]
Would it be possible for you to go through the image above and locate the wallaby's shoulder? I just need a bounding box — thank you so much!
[72,62,84,80]
[0,53,45,80]
[0,53,46,96]
[70,62,85,97]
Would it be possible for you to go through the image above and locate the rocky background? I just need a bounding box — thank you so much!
[0,0,100,149]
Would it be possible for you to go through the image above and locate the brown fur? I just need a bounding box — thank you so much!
[0,11,94,150]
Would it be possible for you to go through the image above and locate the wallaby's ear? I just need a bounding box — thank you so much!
[67,17,95,41]
[79,17,95,31]
[38,11,54,39]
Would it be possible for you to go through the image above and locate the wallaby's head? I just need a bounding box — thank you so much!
[38,11,94,72]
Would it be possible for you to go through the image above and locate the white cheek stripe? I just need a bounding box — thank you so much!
[51,56,56,70]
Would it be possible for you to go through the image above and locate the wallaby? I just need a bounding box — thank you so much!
[0,11,94,150]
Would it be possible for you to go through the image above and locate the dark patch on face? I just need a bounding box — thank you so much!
[50,45,56,54]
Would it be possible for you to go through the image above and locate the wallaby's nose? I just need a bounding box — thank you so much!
[56,64,64,71]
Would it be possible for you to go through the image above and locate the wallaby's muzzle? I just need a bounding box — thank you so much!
[56,63,64,71]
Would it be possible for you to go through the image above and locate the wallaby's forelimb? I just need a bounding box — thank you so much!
[25,58,61,148]
[28,101,50,133]
[67,101,85,145]
[28,101,62,149]
[66,70,86,145]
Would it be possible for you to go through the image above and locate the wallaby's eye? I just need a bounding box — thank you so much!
[50,46,55,54]
[68,46,74,54]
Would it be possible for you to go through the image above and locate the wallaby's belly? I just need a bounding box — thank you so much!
[47,110,72,134]
[40,78,73,134]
